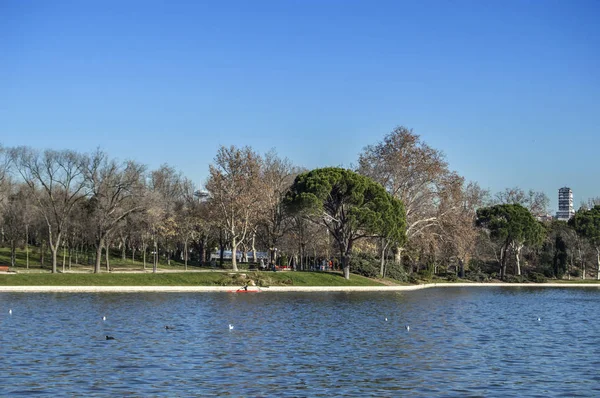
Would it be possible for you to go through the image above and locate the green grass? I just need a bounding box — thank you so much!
[0,270,386,287]
[0,246,210,271]
[550,279,600,284]
[259,271,383,286]
[0,246,390,286]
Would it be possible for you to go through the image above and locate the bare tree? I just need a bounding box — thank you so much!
[358,126,463,265]
[439,181,489,277]
[205,145,263,272]
[85,150,146,273]
[148,164,187,270]
[174,179,209,270]
[11,147,89,273]
[0,145,10,190]
[579,197,600,211]
[494,187,549,215]
[1,181,25,266]
[256,150,298,264]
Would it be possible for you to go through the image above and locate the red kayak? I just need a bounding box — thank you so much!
[228,288,261,293]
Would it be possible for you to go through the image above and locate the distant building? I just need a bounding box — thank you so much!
[535,214,554,222]
[555,187,575,221]
[209,250,269,261]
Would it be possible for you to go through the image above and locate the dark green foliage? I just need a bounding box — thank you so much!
[476,203,546,279]
[385,261,409,282]
[476,204,545,248]
[464,270,489,282]
[349,252,379,278]
[505,275,526,283]
[284,167,406,279]
[570,268,581,278]
[279,255,288,267]
[418,262,434,280]
[527,272,548,283]
[553,236,568,278]
[570,205,600,249]
[535,220,574,279]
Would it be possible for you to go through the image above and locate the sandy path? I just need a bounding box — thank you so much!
[1,283,599,293]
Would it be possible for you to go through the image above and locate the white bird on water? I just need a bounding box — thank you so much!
[537,317,541,322]
[9,309,12,315]
[406,325,410,331]
[229,324,234,330]
[385,318,388,322]
[102,316,106,321]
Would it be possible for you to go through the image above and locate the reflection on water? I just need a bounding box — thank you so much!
[2,287,600,396]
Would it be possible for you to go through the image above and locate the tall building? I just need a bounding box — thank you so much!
[556,187,575,221]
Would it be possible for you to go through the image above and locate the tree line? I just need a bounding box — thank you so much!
[1,126,599,281]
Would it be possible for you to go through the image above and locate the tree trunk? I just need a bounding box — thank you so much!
[394,245,404,264]
[105,241,111,272]
[10,239,16,267]
[48,228,63,274]
[166,241,171,266]
[252,233,257,263]
[343,256,350,279]
[184,238,188,270]
[76,241,81,266]
[379,238,387,278]
[458,258,465,278]
[219,234,225,268]
[578,244,585,280]
[153,237,158,273]
[341,241,352,280]
[201,236,207,264]
[231,237,239,272]
[142,242,147,270]
[596,247,600,281]
[515,245,522,276]
[499,244,508,280]
[94,241,103,274]
[51,246,58,274]
[25,224,29,269]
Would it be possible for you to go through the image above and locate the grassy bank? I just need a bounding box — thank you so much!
[0,271,385,287]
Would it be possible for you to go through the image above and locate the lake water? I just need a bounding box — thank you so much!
[2,287,600,396]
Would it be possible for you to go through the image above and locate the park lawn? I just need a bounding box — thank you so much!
[0,271,386,287]
[0,246,204,271]
[261,271,384,286]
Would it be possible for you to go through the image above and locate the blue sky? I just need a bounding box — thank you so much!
[1,0,598,212]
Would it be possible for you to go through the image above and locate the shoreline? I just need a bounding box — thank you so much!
[2,282,600,293]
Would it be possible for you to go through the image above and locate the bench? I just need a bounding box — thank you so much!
[0,266,10,272]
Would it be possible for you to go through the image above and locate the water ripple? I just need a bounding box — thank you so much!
[2,288,600,396]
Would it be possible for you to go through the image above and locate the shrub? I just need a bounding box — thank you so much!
[418,268,433,280]
[349,252,379,278]
[386,262,409,282]
[505,275,526,283]
[570,269,581,278]
[280,255,288,267]
[464,270,489,282]
[527,272,547,283]
[446,273,458,282]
